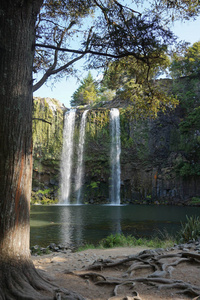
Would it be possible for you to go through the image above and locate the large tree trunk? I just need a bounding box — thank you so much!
[0,1,84,299]
[0,0,40,263]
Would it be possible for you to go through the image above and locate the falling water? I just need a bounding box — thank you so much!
[110,108,121,205]
[75,110,89,204]
[59,109,76,204]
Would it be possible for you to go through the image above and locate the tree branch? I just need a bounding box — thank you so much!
[33,25,92,92]
[33,52,85,92]
[34,43,147,60]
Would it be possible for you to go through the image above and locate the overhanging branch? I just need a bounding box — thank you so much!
[33,53,85,92]
[34,43,140,59]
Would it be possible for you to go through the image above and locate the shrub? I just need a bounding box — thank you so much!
[178,215,200,243]
[98,233,175,249]
[190,197,200,205]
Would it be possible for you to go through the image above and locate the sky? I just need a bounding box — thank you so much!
[33,14,200,108]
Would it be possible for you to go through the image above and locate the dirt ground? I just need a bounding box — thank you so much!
[32,245,200,300]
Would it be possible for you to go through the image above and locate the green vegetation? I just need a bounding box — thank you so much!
[168,42,200,178]
[178,215,200,243]
[32,97,64,161]
[99,233,175,249]
[31,189,59,204]
[170,41,200,78]
[32,97,64,204]
[70,56,178,118]
[190,197,200,205]
[77,233,175,252]
[71,72,98,107]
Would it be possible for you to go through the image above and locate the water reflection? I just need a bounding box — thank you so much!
[59,205,84,246]
[59,207,72,246]
[30,204,200,248]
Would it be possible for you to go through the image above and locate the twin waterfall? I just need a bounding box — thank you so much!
[59,108,121,205]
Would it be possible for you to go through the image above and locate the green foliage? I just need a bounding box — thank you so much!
[170,41,200,78]
[89,181,100,189]
[71,72,98,107]
[99,56,178,119]
[173,106,200,177]
[98,233,175,249]
[168,42,200,177]
[31,188,59,205]
[190,197,200,205]
[84,110,110,178]
[41,198,58,205]
[99,234,133,248]
[178,215,200,243]
[32,97,64,161]
[179,106,200,134]
[180,162,200,177]
[70,48,179,119]
[120,109,150,164]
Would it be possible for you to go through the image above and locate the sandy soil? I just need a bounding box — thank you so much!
[32,246,200,300]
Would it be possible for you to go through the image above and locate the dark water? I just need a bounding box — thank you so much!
[30,204,200,247]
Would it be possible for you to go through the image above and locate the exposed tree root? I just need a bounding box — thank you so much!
[67,246,200,299]
[0,259,85,300]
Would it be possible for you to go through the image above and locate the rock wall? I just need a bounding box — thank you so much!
[32,97,65,204]
[71,107,200,205]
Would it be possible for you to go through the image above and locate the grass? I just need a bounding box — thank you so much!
[77,233,176,252]
[178,215,200,243]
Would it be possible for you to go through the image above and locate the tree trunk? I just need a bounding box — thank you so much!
[0,0,42,262]
[0,1,84,299]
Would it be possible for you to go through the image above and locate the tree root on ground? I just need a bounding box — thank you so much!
[67,248,200,299]
[0,259,85,300]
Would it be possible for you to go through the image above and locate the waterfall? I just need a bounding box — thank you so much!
[59,109,76,204]
[75,110,89,204]
[110,108,121,205]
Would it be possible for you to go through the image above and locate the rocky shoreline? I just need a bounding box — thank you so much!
[31,239,200,257]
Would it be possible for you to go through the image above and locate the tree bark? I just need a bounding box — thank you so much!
[0,0,42,262]
[0,1,52,298]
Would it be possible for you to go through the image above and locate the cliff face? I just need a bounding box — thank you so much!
[80,108,200,205]
[32,97,65,204]
[32,94,200,205]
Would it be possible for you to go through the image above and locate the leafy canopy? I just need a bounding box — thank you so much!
[71,72,98,107]
[33,0,183,91]
[170,41,200,78]
[33,0,200,116]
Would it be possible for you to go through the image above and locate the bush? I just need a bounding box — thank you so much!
[190,197,200,205]
[178,215,200,243]
[99,234,129,248]
[98,233,174,249]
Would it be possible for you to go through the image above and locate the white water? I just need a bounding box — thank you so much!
[59,109,76,204]
[110,108,121,205]
[75,110,89,204]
